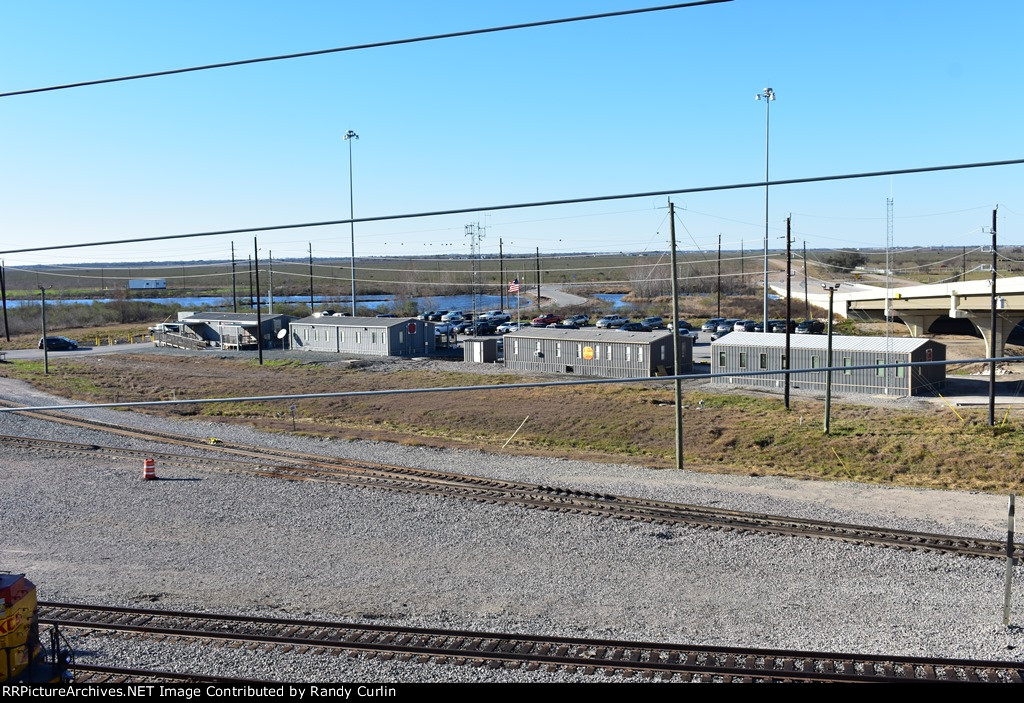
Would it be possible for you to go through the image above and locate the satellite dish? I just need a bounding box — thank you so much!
[277,329,288,339]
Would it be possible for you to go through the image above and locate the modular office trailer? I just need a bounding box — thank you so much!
[290,316,434,356]
[166,312,291,350]
[503,327,689,378]
[710,331,945,396]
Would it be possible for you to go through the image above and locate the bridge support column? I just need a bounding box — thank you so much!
[972,315,1011,360]
[900,315,939,338]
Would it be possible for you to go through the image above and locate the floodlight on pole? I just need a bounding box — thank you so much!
[755,87,775,334]
[344,129,359,316]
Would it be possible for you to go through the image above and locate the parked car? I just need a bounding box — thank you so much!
[38,336,78,351]
[433,322,456,335]
[676,327,700,341]
[716,319,740,334]
[734,319,757,332]
[467,321,497,336]
[427,311,449,321]
[710,328,732,341]
[441,310,465,323]
[496,321,525,334]
[619,322,651,332]
[770,319,797,333]
[640,316,666,330]
[668,320,694,331]
[560,314,590,327]
[454,320,475,334]
[701,318,726,332]
[532,313,562,326]
[795,319,826,334]
[596,315,629,329]
[478,310,510,323]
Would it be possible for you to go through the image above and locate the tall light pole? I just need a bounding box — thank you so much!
[755,87,775,334]
[822,282,841,435]
[344,129,359,316]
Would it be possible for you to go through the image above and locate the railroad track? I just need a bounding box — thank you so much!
[70,663,275,685]
[39,602,1024,683]
[3,401,1020,560]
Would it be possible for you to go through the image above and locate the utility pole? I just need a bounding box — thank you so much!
[990,207,998,427]
[669,202,683,471]
[0,261,9,342]
[308,243,315,315]
[535,247,541,310]
[803,242,809,319]
[716,234,722,318]
[784,216,792,410]
[253,238,263,366]
[40,287,49,375]
[231,242,238,312]
[962,245,967,282]
[499,238,505,312]
[268,251,274,315]
[822,283,841,434]
[248,255,254,310]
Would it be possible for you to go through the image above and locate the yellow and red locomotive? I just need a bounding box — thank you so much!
[1,574,65,683]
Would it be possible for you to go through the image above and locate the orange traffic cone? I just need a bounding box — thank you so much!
[143,458,157,480]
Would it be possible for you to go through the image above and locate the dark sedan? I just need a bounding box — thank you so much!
[795,320,826,334]
[38,336,79,351]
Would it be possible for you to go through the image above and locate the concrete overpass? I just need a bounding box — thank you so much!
[773,276,1024,357]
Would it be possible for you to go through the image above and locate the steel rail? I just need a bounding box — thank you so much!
[40,602,1024,683]
[6,433,1020,560]
[69,663,277,685]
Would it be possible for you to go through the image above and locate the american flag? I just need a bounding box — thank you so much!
[508,278,520,293]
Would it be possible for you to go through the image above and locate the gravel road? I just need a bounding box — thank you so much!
[2,375,1022,682]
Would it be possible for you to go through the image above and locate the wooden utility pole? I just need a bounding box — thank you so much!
[669,202,683,471]
[308,243,315,315]
[716,234,722,318]
[784,217,792,410]
[803,241,809,319]
[40,287,49,375]
[499,238,505,311]
[253,238,263,366]
[535,248,540,309]
[231,242,238,312]
[989,207,998,426]
[0,261,9,341]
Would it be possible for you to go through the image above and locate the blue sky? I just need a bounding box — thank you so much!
[1,0,1022,268]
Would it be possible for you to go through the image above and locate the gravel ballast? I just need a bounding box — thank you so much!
[2,375,1022,682]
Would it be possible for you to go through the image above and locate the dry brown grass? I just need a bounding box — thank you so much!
[3,354,1024,492]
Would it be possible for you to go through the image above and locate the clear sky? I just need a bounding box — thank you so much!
[1,0,1022,269]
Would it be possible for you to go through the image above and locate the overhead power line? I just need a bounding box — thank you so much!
[1,158,1021,257]
[0,1,730,98]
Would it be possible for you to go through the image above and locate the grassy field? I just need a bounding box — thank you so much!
[3,353,1022,493]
